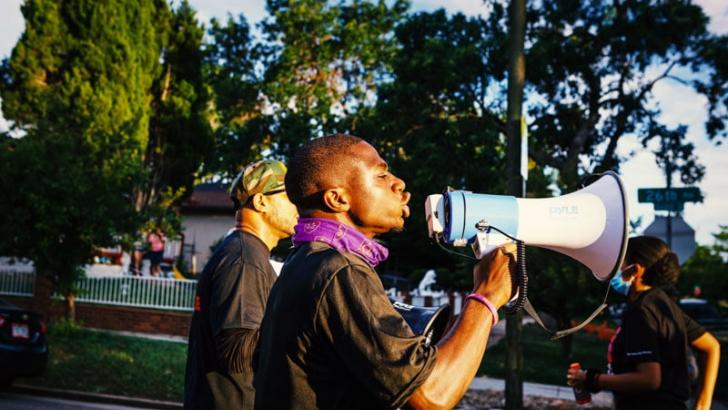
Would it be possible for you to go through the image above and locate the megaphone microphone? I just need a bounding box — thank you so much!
[425,171,629,338]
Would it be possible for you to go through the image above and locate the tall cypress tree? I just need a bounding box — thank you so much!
[140,0,212,215]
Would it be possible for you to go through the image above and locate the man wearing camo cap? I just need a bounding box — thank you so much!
[184,159,298,410]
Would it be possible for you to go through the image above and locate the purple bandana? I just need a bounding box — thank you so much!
[292,218,389,267]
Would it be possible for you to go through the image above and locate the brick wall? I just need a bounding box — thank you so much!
[4,294,192,338]
[3,276,192,337]
[3,276,462,339]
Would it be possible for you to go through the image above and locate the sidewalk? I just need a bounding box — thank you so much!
[469,376,613,407]
[468,376,728,410]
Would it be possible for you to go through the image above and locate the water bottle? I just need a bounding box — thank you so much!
[570,362,591,404]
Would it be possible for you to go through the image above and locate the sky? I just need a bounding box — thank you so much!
[1,0,726,247]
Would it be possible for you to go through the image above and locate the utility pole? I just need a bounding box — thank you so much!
[665,161,673,248]
[505,0,526,408]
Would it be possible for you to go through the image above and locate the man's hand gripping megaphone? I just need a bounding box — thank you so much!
[472,244,518,310]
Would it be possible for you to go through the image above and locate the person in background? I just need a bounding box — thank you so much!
[567,236,721,410]
[184,160,298,410]
[146,228,166,277]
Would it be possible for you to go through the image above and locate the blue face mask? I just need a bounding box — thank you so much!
[610,268,634,296]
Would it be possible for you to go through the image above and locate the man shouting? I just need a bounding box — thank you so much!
[255,134,515,409]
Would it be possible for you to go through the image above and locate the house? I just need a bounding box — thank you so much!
[180,183,235,274]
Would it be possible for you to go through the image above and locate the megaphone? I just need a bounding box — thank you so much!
[425,171,628,282]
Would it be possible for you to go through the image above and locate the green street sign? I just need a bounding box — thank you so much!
[637,187,702,205]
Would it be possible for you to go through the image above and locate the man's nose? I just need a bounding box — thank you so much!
[392,175,406,193]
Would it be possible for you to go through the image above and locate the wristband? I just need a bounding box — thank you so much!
[465,293,499,326]
[585,368,602,393]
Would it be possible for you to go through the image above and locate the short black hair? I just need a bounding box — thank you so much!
[285,134,365,210]
[625,236,680,288]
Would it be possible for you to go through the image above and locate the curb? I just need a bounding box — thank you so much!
[8,384,183,409]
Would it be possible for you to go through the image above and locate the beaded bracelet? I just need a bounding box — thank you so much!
[465,293,499,326]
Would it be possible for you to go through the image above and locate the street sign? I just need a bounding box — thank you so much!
[637,187,702,206]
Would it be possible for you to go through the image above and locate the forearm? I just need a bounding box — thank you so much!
[407,300,493,409]
[596,365,660,393]
[695,336,720,409]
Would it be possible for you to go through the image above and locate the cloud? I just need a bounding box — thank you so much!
[411,0,491,16]
[616,64,728,246]
[0,0,23,60]
[694,0,728,34]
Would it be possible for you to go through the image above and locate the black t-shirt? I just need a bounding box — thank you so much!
[610,288,706,410]
[184,230,278,410]
[254,242,437,410]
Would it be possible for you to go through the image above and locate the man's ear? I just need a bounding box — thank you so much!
[249,193,268,213]
[321,188,350,213]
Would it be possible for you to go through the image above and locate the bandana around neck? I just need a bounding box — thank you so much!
[292,218,389,267]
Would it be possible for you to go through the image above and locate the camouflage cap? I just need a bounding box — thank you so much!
[229,159,287,210]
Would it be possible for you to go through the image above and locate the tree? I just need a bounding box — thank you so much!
[679,225,728,302]
[358,9,509,284]
[260,0,408,157]
[0,0,170,319]
[475,0,728,357]
[203,13,266,178]
[519,0,726,187]
[138,0,212,218]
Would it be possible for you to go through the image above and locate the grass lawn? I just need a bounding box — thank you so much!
[478,324,608,386]
[13,322,727,403]
[16,322,187,402]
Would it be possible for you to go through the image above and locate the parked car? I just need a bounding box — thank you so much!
[0,298,48,386]
[679,298,728,331]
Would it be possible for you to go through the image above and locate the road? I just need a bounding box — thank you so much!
[0,392,145,410]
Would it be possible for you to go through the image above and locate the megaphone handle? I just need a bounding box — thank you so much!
[503,240,528,314]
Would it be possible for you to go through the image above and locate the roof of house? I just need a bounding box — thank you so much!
[181,183,233,214]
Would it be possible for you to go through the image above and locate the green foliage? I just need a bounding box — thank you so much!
[515,0,724,187]
[679,225,728,302]
[0,0,171,294]
[260,0,409,157]
[360,10,510,286]
[141,1,212,211]
[203,13,266,177]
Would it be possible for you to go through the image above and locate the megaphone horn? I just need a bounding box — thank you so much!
[425,171,629,282]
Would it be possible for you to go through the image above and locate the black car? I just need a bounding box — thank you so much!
[0,298,48,386]
[679,298,728,332]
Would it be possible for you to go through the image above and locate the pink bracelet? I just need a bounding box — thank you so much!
[465,293,499,326]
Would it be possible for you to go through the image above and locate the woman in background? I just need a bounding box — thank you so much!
[146,228,166,277]
[566,236,720,410]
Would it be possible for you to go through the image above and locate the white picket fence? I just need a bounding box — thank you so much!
[1,271,464,314]
[70,276,198,311]
[0,271,196,312]
[0,270,35,297]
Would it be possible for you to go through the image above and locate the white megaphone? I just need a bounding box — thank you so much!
[425,171,628,282]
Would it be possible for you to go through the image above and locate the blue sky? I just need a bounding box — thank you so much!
[1,0,726,247]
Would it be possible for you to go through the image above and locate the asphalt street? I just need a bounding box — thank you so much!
[0,393,146,410]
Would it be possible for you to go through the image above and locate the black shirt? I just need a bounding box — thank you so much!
[254,242,437,410]
[184,230,278,410]
[610,288,706,410]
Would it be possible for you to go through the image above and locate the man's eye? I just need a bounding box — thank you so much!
[378,173,389,179]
